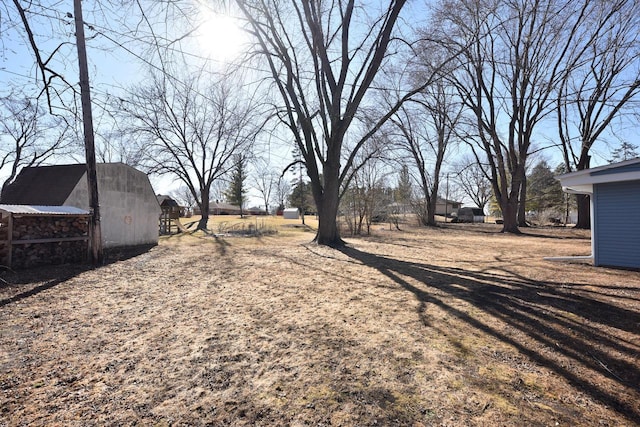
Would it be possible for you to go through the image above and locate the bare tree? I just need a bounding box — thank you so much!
[556,0,640,228]
[252,158,278,214]
[170,185,196,210]
[390,78,462,226]
[120,70,263,231]
[341,139,390,235]
[454,156,492,212]
[235,0,436,245]
[3,1,79,112]
[435,0,592,233]
[0,93,73,197]
[273,177,291,213]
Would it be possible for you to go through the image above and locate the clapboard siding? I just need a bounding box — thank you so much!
[593,180,640,268]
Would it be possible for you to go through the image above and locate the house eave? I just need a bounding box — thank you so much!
[556,158,640,193]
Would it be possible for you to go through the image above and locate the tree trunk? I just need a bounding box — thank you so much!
[574,194,590,229]
[500,198,521,234]
[427,196,437,227]
[198,187,210,230]
[315,199,342,245]
[517,173,528,227]
[312,170,343,246]
[573,154,591,229]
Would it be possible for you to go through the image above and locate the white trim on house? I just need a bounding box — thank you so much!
[556,157,640,195]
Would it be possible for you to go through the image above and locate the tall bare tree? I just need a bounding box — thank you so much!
[341,138,390,235]
[390,78,462,226]
[235,0,433,245]
[120,71,263,230]
[556,0,640,228]
[252,158,278,214]
[435,0,592,233]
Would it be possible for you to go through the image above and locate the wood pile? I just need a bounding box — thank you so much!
[0,214,89,269]
[11,240,88,269]
[12,216,88,241]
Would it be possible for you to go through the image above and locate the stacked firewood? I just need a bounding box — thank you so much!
[12,240,88,269]
[12,216,88,240]
[3,215,89,269]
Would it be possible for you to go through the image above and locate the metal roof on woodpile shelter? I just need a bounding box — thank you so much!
[0,205,90,215]
[1,164,87,205]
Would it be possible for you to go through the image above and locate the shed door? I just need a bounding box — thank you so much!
[593,180,640,268]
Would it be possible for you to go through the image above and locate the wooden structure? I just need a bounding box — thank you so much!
[0,205,90,269]
[157,195,182,235]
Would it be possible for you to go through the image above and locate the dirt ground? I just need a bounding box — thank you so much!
[1,221,639,426]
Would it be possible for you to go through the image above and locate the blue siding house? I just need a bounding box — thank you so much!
[556,158,640,269]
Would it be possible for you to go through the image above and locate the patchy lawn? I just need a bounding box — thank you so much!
[1,224,639,426]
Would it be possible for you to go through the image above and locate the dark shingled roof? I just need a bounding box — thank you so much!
[156,194,180,207]
[1,164,87,205]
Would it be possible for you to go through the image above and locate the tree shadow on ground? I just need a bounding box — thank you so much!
[0,244,157,307]
[338,245,640,424]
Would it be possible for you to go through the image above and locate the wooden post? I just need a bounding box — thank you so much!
[74,0,103,264]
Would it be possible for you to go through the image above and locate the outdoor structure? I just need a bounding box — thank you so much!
[454,207,485,223]
[2,163,160,249]
[157,195,182,235]
[209,201,242,215]
[246,206,268,216]
[435,197,462,218]
[0,205,90,269]
[555,157,640,269]
[283,208,299,219]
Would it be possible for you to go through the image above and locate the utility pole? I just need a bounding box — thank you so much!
[444,173,450,223]
[298,156,305,226]
[292,146,305,225]
[74,0,103,264]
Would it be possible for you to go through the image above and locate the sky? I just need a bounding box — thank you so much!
[0,0,298,208]
[1,0,639,210]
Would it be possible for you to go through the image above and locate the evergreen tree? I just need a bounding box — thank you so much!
[526,161,564,220]
[224,155,248,217]
[609,142,639,163]
[395,164,413,206]
[287,181,315,214]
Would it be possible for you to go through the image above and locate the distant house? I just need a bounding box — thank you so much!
[435,197,462,217]
[246,206,268,216]
[375,197,462,220]
[555,158,640,269]
[2,163,160,249]
[197,202,267,216]
[210,201,242,215]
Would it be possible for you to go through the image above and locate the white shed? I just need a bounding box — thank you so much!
[283,208,299,219]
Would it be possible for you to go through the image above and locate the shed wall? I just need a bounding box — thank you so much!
[283,208,299,219]
[65,164,160,248]
[593,180,640,269]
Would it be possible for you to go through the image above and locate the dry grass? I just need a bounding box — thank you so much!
[1,222,639,426]
[179,214,319,237]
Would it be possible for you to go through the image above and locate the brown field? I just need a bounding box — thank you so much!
[1,219,639,426]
